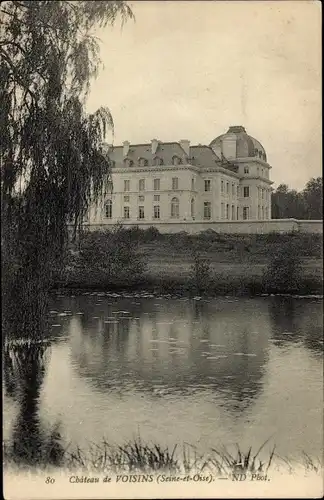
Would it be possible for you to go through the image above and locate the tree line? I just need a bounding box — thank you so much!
[271,177,322,220]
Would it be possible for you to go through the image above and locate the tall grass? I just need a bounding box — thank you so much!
[3,438,323,477]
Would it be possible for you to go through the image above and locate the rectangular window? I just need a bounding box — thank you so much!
[243,207,249,220]
[232,183,235,196]
[237,207,239,220]
[243,186,250,197]
[123,206,130,219]
[124,195,130,202]
[204,179,211,192]
[237,185,240,197]
[226,182,229,194]
[221,180,224,193]
[153,195,160,202]
[191,177,195,190]
[153,205,160,219]
[172,177,179,190]
[221,202,225,219]
[231,205,235,220]
[226,204,229,220]
[105,202,112,219]
[139,195,145,202]
[124,180,130,192]
[261,188,264,200]
[138,206,145,219]
[139,179,145,191]
[153,178,160,191]
[204,201,211,220]
[244,166,249,174]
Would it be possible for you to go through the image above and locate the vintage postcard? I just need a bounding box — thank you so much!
[2,0,322,499]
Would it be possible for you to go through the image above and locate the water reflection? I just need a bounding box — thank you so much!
[3,294,323,466]
[3,342,64,467]
[67,298,270,416]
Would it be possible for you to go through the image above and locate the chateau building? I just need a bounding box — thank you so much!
[88,126,273,226]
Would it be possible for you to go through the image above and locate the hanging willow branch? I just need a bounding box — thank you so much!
[0,1,134,338]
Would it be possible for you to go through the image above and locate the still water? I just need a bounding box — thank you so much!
[3,293,323,464]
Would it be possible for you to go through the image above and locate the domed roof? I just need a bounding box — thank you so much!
[209,126,267,161]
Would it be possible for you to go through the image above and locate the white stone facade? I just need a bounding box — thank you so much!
[88,126,273,226]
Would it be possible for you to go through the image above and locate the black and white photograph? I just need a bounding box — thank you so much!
[1,1,323,498]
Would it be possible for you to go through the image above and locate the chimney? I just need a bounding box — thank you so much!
[123,140,130,157]
[151,139,159,155]
[221,132,236,159]
[180,139,190,156]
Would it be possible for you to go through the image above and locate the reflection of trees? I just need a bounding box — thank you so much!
[268,297,323,355]
[69,298,270,415]
[3,341,65,467]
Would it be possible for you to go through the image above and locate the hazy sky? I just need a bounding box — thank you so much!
[86,1,321,190]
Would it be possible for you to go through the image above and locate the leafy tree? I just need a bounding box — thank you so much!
[302,177,323,220]
[1,1,134,337]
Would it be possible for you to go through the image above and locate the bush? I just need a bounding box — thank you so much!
[263,239,303,293]
[64,226,146,287]
[188,251,212,295]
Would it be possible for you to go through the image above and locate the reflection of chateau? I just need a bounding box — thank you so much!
[87,126,273,229]
[68,299,270,411]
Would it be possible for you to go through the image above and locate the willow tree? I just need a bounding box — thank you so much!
[1,1,134,338]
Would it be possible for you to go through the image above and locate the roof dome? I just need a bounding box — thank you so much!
[209,126,267,162]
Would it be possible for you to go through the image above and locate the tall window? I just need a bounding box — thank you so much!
[153,205,160,219]
[243,186,250,197]
[261,188,264,200]
[265,207,269,219]
[124,180,130,192]
[226,182,229,194]
[237,207,239,220]
[243,207,249,220]
[139,179,145,191]
[221,180,224,193]
[231,205,235,220]
[204,179,211,192]
[105,200,112,219]
[138,206,145,219]
[191,198,195,218]
[191,177,195,190]
[172,177,179,190]
[244,166,249,174]
[171,197,179,218]
[153,178,160,191]
[123,206,130,219]
[232,183,235,196]
[258,205,261,219]
[204,201,211,220]
[221,202,225,219]
[226,204,229,220]
[237,185,240,197]
[107,180,113,192]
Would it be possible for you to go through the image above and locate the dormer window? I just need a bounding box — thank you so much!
[259,151,263,159]
[138,157,148,167]
[124,158,133,168]
[153,156,164,166]
[254,148,258,157]
[172,156,182,165]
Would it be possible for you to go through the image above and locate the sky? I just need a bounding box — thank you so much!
[86,1,322,191]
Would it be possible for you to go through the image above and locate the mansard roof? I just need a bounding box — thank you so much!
[106,141,238,173]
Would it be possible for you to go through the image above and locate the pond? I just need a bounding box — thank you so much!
[3,293,323,467]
